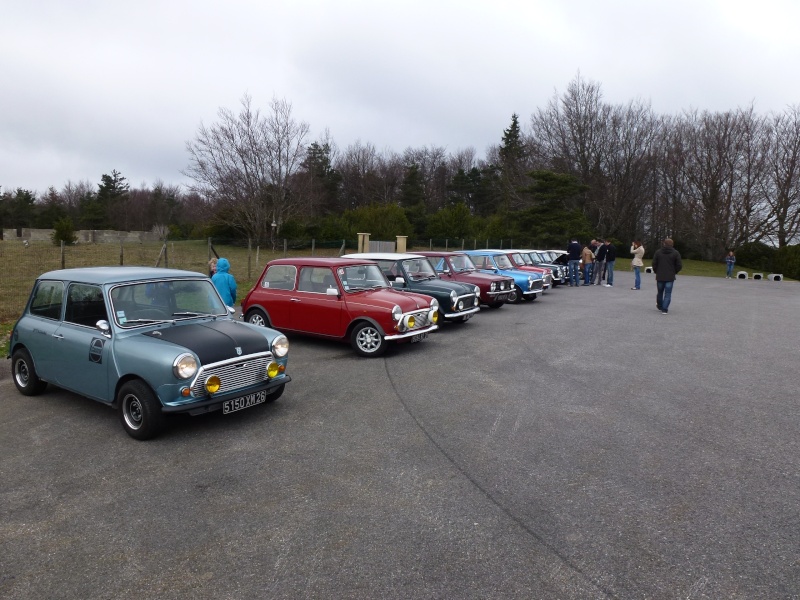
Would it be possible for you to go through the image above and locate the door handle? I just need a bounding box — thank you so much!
[52,334,64,340]
[290,298,301,302]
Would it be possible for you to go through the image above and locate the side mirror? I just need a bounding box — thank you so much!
[326,287,340,297]
[96,320,112,339]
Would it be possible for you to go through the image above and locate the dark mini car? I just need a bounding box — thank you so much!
[344,253,481,323]
[9,267,291,440]
[416,251,515,309]
[241,257,439,357]
[519,249,568,286]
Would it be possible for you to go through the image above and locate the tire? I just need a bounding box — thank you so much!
[508,285,523,304]
[265,383,285,403]
[246,308,269,327]
[11,349,48,396]
[350,322,388,357]
[487,302,504,309]
[118,380,165,441]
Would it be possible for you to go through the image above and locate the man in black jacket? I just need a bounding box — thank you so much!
[591,239,607,285]
[652,238,683,314]
[603,240,617,287]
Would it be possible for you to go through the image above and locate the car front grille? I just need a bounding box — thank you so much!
[191,352,274,397]
[409,309,432,329]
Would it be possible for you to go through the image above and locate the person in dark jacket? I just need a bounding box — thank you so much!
[567,238,582,286]
[652,238,683,314]
[211,257,238,308]
[591,239,607,285]
[603,240,617,287]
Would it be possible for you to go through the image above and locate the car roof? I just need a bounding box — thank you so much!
[465,250,504,256]
[37,266,205,284]
[415,251,467,257]
[268,257,378,267]
[343,253,425,261]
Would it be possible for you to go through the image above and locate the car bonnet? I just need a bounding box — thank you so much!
[142,320,271,364]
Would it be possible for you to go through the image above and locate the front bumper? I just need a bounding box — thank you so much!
[442,306,480,319]
[385,323,439,340]
[161,375,291,415]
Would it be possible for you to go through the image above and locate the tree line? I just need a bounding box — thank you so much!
[3,75,800,261]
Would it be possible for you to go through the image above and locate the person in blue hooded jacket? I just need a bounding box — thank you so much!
[211,257,237,307]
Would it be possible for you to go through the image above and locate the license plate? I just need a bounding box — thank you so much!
[496,293,509,301]
[223,390,267,414]
[411,332,428,343]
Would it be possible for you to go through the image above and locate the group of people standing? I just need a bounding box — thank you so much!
[566,237,683,314]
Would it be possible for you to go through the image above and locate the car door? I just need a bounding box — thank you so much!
[52,283,112,401]
[22,279,65,383]
[257,264,297,329]
[291,267,343,337]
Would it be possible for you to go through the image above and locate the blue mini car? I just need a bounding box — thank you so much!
[463,250,544,303]
[8,267,291,440]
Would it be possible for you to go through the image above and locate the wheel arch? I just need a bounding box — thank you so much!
[345,316,386,339]
[243,304,272,326]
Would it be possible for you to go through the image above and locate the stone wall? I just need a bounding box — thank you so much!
[2,228,162,243]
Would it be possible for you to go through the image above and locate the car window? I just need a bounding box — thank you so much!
[470,255,489,269]
[431,257,446,272]
[28,280,64,320]
[298,267,338,293]
[401,258,437,280]
[261,265,297,290]
[450,255,474,272]
[65,283,108,327]
[110,279,226,326]
[339,264,388,290]
[495,255,513,269]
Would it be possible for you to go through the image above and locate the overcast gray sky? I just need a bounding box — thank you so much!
[2,0,799,194]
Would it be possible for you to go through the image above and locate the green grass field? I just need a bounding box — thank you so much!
[0,238,776,358]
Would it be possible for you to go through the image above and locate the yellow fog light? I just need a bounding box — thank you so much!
[205,375,221,394]
[267,362,280,378]
[430,310,439,324]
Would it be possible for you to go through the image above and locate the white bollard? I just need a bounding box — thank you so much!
[645,266,653,274]
[736,271,748,279]
[752,273,764,280]
[768,274,783,282]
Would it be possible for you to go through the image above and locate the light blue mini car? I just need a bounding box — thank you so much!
[9,267,291,440]
[463,250,544,303]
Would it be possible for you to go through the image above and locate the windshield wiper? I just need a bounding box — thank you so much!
[123,318,170,324]
[172,311,213,317]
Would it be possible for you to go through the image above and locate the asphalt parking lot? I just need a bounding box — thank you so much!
[2,272,799,599]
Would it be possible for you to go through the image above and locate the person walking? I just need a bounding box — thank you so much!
[211,257,238,308]
[592,239,607,285]
[567,237,582,286]
[652,238,683,315]
[630,240,645,290]
[581,244,594,286]
[725,250,736,278]
[603,240,617,287]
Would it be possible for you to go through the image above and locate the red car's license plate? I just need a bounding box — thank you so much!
[223,390,267,414]
[411,333,428,343]
[496,293,509,301]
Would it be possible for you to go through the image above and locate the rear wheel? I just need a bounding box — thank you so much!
[350,322,387,357]
[246,309,269,327]
[12,349,48,396]
[118,380,165,441]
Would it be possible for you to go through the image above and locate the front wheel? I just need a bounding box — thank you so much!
[12,348,48,396]
[265,384,285,403]
[507,285,523,304]
[118,380,165,441]
[246,309,269,327]
[350,322,388,357]
[487,302,504,309]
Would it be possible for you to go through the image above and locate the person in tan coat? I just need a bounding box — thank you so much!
[631,240,645,290]
[581,244,594,286]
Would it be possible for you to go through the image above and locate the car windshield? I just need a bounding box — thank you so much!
[494,255,513,269]
[510,254,527,266]
[450,255,476,272]
[402,258,438,281]
[339,264,389,290]
[110,278,227,327]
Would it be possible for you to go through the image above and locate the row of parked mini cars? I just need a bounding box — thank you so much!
[8,250,567,440]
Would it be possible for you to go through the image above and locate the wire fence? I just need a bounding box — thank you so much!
[0,235,541,322]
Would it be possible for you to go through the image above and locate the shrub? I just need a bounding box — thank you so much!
[51,217,77,246]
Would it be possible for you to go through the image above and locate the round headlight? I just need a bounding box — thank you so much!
[474,296,480,306]
[173,353,197,379]
[450,290,457,303]
[429,298,439,311]
[490,282,496,291]
[474,285,481,296]
[457,300,464,310]
[205,375,221,394]
[392,305,402,321]
[271,334,289,358]
[403,314,416,329]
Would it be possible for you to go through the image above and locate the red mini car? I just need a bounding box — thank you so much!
[241,257,439,357]
[415,251,515,309]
